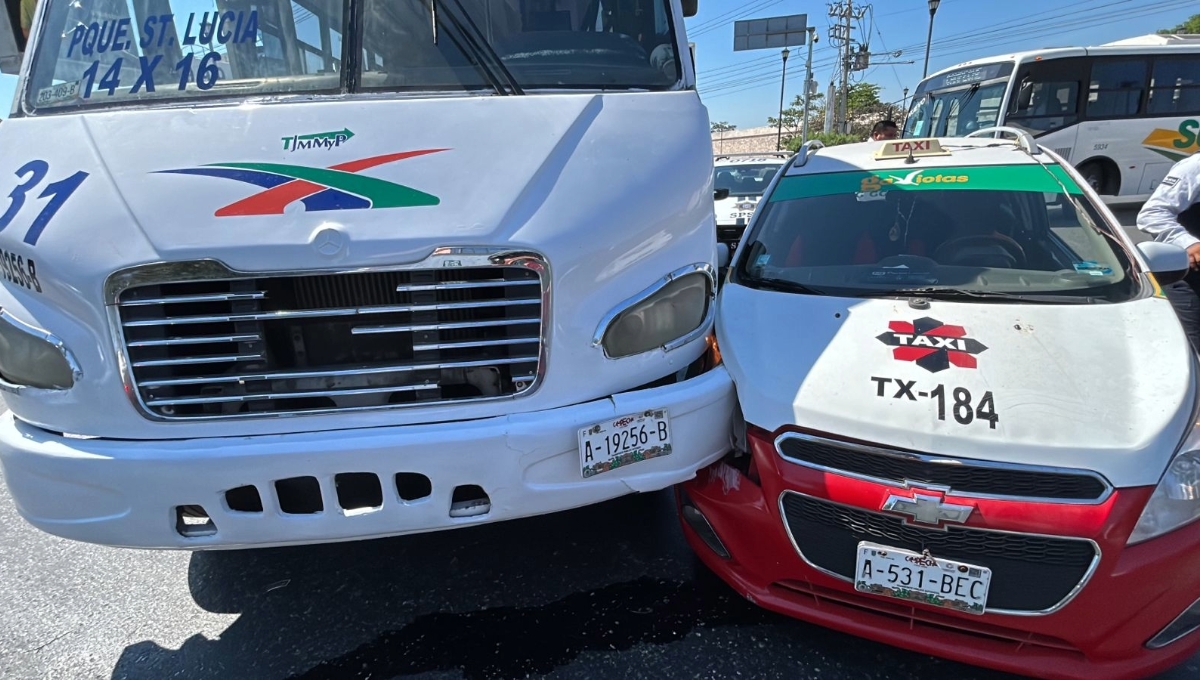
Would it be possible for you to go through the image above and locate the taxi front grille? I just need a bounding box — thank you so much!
[115,264,545,419]
[780,492,1097,614]
[778,434,1110,502]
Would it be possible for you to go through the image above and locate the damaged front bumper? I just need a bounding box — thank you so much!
[0,365,733,549]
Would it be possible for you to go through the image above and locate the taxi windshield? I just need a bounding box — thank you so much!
[714,163,783,197]
[24,0,681,111]
[734,162,1139,303]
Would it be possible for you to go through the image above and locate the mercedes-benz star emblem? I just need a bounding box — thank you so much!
[312,227,345,257]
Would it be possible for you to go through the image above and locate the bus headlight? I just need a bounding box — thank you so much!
[0,310,80,390]
[595,265,714,359]
[1129,425,1200,545]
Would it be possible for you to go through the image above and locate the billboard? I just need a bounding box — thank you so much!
[733,14,807,52]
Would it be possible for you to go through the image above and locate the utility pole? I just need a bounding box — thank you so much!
[827,0,868,135]
[801,27,817,145]
[840,0,851,134]
[776,47,790,151]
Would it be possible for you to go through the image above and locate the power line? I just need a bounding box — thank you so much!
[687,0,786,37]
[699,0,1184,100]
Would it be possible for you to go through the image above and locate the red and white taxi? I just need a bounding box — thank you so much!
[681,131,1200,679]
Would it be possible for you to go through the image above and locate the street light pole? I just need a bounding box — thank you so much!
[776,47,790,151]
[922,0,940,79]
[801,28,817,145]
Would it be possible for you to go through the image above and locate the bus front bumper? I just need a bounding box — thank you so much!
[0,366,733,549]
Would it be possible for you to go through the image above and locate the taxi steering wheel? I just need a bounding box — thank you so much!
[932,234,1027,269]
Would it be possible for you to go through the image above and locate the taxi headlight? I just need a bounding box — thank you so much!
[1129,425,1200,545]
[595,265,714,359]
[0,310,80,390]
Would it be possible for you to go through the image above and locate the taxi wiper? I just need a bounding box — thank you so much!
[859,287,1099,304]
[745,277,829,296]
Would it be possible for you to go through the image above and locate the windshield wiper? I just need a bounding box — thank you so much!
[744,277,829,296]
[431,0,525,95]
[858,287,1100,304]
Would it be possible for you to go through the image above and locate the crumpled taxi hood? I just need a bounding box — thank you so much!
[717,284,1196,488]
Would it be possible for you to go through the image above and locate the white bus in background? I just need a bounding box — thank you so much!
[903,34,1200,204]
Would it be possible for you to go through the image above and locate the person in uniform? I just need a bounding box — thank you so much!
[1137,152,1200,350]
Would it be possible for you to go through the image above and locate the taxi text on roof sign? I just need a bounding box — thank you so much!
[874,139,951,161]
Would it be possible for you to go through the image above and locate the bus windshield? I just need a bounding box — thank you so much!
[903,62,1014,138]
[25,0,682,111]
[903,81,1007,138]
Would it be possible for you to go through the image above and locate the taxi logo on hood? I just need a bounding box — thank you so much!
[877,317,987,373]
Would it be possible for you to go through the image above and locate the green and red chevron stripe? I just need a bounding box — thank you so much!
[158,149,447,217]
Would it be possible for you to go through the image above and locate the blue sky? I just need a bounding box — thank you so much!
[687,0,1198,129]
[0,75,15,119]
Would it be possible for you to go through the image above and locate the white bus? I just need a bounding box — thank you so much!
[903,34,1200,203]
[0,0,736,551]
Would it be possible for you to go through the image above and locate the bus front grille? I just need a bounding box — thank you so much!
[114,262,546,419]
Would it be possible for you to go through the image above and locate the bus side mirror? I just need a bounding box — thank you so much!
[714,187,730,201]
[682,0,698,17]
[1014,80,1033,113]
[717,243,730,269]
[1137,241,1189,286]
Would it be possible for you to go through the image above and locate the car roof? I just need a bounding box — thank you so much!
[783,137,1054,177]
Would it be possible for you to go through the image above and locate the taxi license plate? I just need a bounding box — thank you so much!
[578,409,672,478]
[854,542,991,615]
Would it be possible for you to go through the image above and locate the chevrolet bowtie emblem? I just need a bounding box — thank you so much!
[881,493,974,529]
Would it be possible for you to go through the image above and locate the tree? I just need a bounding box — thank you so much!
[846,82,883,114]
[711,121,738,153]
[1159,14,1200,33]
[766,93,826,148]
[786,131,859,151]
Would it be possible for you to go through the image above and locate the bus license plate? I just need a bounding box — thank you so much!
[854,542,991,615]
[578,409,672,479]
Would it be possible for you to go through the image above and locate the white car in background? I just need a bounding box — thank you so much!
[712,152,788,255]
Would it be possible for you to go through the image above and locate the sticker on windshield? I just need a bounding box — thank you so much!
[876,317,988,373]
[35,81,82,107]
[770,165,1085,203]
[1073,261,1113,277]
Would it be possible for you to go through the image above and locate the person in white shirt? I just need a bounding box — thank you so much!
[1137,153,1200,350]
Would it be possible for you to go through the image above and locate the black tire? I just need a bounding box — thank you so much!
[1078,162,1107,194]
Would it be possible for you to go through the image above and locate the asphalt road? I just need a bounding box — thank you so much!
[3,209,1197,680]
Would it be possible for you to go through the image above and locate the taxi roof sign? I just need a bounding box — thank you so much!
[874,139,951,161]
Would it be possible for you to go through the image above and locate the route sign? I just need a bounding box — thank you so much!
[733,14,808,52]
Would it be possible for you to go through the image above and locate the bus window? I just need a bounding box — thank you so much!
[1087,59,1146,118]
[1009,80,1078,133]
[1149,57,1200,116]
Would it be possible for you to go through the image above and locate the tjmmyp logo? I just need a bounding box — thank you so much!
[158,149,447,217]
[282,128,355,152]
